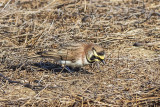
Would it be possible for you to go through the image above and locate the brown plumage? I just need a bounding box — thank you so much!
[37,42,105,68]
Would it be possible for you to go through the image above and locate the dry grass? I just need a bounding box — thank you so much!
[0,0,160,106]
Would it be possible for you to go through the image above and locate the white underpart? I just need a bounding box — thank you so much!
[58,57,90,67]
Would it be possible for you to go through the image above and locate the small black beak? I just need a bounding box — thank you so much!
[100,59,105,65]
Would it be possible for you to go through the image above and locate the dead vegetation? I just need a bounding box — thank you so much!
[0,0,160,106]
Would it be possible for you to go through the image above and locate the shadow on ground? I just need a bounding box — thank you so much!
[32,62,93,74]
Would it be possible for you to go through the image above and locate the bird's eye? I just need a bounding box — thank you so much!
[90,55,96,60]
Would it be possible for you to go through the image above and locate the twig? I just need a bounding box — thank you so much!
[0,0,12,12]
[0,73,22,84]
[136,11,160,24]
[124,96,160,104]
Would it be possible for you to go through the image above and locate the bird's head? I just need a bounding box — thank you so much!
[87,45,105,64]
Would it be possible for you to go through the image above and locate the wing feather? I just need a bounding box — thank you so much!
[38,43,84,63]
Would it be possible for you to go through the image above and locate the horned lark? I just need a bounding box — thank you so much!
[37,43,105,68]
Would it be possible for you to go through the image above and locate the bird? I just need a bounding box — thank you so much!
[37,42,105,68]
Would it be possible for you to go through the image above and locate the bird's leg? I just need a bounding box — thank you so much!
[95,62,104,72]
[96,62,101,72]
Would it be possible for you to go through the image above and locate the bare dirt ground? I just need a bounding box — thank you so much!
[0,0,160,106]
